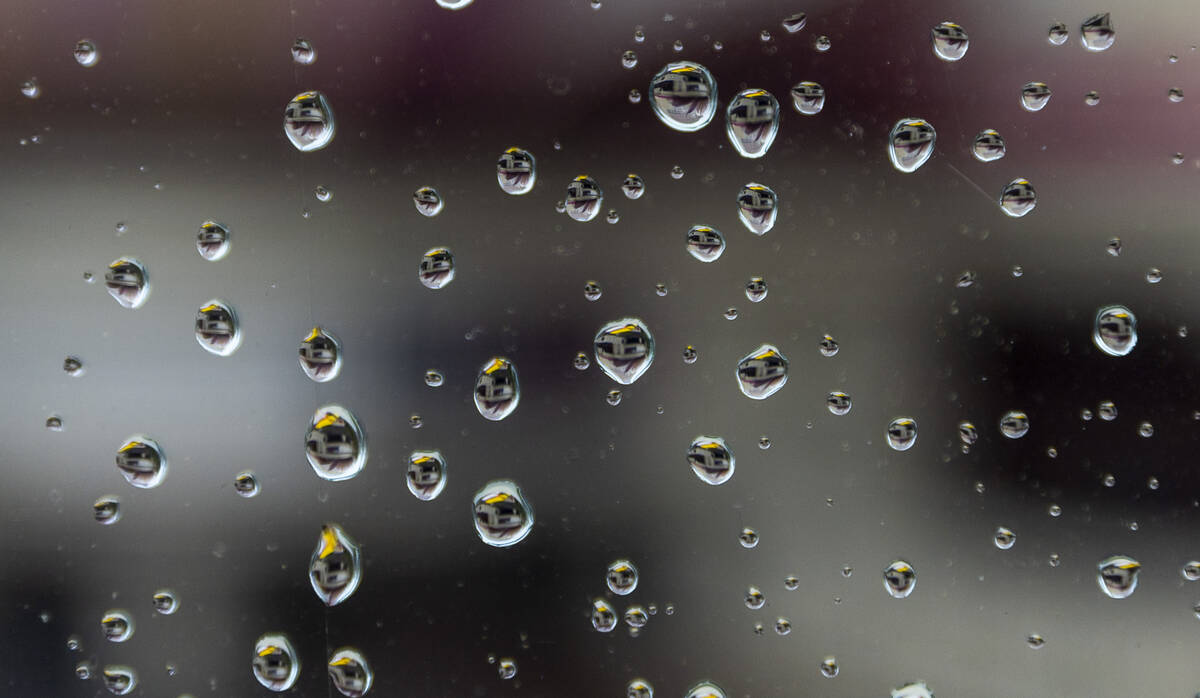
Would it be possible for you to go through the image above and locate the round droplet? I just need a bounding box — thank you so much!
[814,35,831,51]
[622,174,645,199]
[584,281,602,301]
[102,666,136,695]
[1146,268,1163,284]
[413,186,444,217]
[724,307,739,320]
[565,175,604,222]
[999,410,1030,439]
[1081,13,1114,52]
[744,276,768,303]
[436,0,474,8]
[1048,21,1068,44]
[253,633,300,692]
[886,418,918,451]
[737,183,777,234]
[888,118,936,173]
[1020,82,1052,111]
[195,221,232,261]
[1027,634,1045,649]
[407,450,447,501]
[1085,90,1100,106]
[592,598,617,632]
[994,526,1016,549]
[790,81,825,115]
[416,247,455,290]
[310,523,362,606]
[497,658,517,680]
[1090,305,1138,357]
[781,11,807,32]
[774,617,791,635]
[607,210,620,223]
[94,496,121,524]
[758,435,771,449]
[305,405,367,481]
[232,470,260,498]
[819,334,839,357]
[604,389,622,406]
[931,21,969,61]
[473,480,533,547]
[45,415,63,432]
[315,185,333,202]
[628,88,642,103]
[1048,503,1062,517]
[621,50,638,69]
[116,436,167,489]
[670,165,685,179]
[726,89,780,158]
[624,605,648,628]
[1137,421,1154,438]
[328,647,372,697]
[783,575,800,590]
[474,357,520,420]
[739,527,759,548]
[20,78,40,99]
[972,129,1006,162]
[409,413,422,430]
[291,37,316,65]
[423,369,444,387]
[1098,401,1117,420]
[736,344,789,399]
[298,327,343,382]
[74,39,99,67]
[1097,555,1140,599]
[1011,265,1024,277]
[682,345,698,364]
[687,225,726,262]
[1173,153,1185,165]
[1049,553,1061,567]
[686,682,725,698]
[1000,178,1037,217]
[826,391,852,415]
[688,436,734,485]
[64,355,85,376]
[105,257,150,309]
[1103,473,1116,487]
[650,61,718,132]
[284,91,335,152]
[497,147,536,195]
[594,318,655,385]
[607,559,639,595]
[883,560,916,598]
[1168,87,1185,103]
[101,610,134,642]
[745,586,765,609]
[957,421,978,448]
[152,589,179,615]
[627,678,654,698]
[195,300,242,356]
[1182,561,1200,581]
[572,352,590,370]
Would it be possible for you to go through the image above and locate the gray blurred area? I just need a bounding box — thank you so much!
[3,0,1200,695]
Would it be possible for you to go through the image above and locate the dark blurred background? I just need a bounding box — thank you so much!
[3,0,1200,695]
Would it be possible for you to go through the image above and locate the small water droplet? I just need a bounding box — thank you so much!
[670,165,685,179]
[824,391,852,416]
[622,174,645,199]
[93,496,121,524]
[606,209,620,224]
[999,410,1030,439]
[195,300,242,356]
[406,451,447,501]
[782,12,807,33]
[473,480,534,547]
[1173,153,1185,165]
[726,89,780,158]
[497,147,536,195]
[994,526,1016,549]
[688,436,734,485]
[621,50,638,69]
[682,345,698,363]
[624,605,648,628]
[627,89,642,104]
[101,666,137,695]
[291,37,316,65]
[888,118,936,173]
[310,523,362,606]
[105,257,150,309]
[1169,87,1185,103]
[1097,555,1140,599]
[606,389,623,406]
[886,418,918,451]
[633,29,645,43]
[233,470,260,498]
[101,610,134,642]
[20,77,40,99]
[475,358,520,420]
[592,599,617,632]
[739,527,759,548]
[284,91,335,152]
[1146,267,1163,284]
[758,435,771,449]
[298,327,343,382]
[75,661,93,680]
[195,221,232,261]
[999,178,1037,217]
[1048,21,1069,45]
[1148,476,1160,490]
[931,21,969,61]
[672,40,684,52]
[737,183,777,234]
[1138,421,1154,438]
[116,436,167,489]
[74,39,99,67]
[627,678,654,698]
[1027,634,1045,649]
[594,318,655,384]
[327,647,373,696]
[1084,90,1101,106]
[819,334,839,357]
[1080,13,1115,52]
[314,184,333,202]
[972,129,1006,162]
[1099,401,1118,421]
[814,35,831,51]
[253,633,300,691]
[1049,553,1061,567]
[566,175,603,222]
[606,559,639,595]
[744,585,765,609]
[497,657,517,680]
[152,589,179,615]
[417,247,456,290]
[583,281,602,302]
[305,406,366,481]
[736,344,788,399]
[686,225,725,262]
[413,186,444,217]
[774,617,792,635]
[1020,82,1052,111]
[650,62,718,132]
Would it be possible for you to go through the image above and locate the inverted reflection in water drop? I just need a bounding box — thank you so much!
[474,357,520,420]
[116,436,167,489]
[407,450,447,501]
[790,81,825,115]
[745,586,765,609]
[20,78,40,99]
[291,37,316,65]
[892,681,933,698]
[622,174,645,199]
[999,410,1030,439]
[1048,21,1068,45]
[931,21,969,61]
[886,418,917,451]
[94,496,121,524]
[284,91,335,152]
[1097,555,1140,599]
[74,39,99,67]
[827,391,852,415]
[1081,13,1115,52]
[413,186,444,217]
[64,355,84,376]
[253,633,300,691]
[1169,87,1185,103]
[686,225,726,261]
[888,118,936,173]
[627,678,654,697]
[419,247,456,289]
[196,221,231,260]
[726,89,780,158]
[607,559,639,595]
[315,184,332,202]
[737,183,777,234]
[101,666,136,695]
[310,523,362,606]
[994,527,1016,549]
[299,327,343,382]
[814,35,831,51]
[745,276,768,302]
[195,300,242,356]
[234,470,260,497]
[105,257,150,309]
[1000,178,1037,217]
[621,50,637,69]
[821,657,839,678]
[565,175,603,222]
[686,681,726,698]
[46,415,63,431]
[498,657,517,679]
[972,129,1005,162]
[650,61,718,132]
[594,318,655,385]
[305,405,367,481]
[473,479,534,547]
[883,560,917,598]
[688,436,734,485]
[497,147,536,195]
[1093,305,1137,356]
[1020,82,1052,111]
[592,598,617,632]
[782,12,807,33]
[820,334,839,357]
[736,344,789,399]
[152,589,179,615]
[624,605,648,628]
[328,647,373,697]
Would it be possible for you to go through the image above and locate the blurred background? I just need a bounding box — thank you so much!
[3,0,1200,695]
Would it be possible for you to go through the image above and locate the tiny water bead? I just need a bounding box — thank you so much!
[75,661,93,680]
[931,21,969,61]
[682,345,698,363]
[627,678,654,697]
[820,334,839,357]
[234,470,260,498]
[594,318,655,384]
[475,357,520,420]
[745,277,768,302]
[1048,21,1069,45]
[105,257,150,309]
[745,586,765,609]
[687,225,726,262]
[306,406,367,481]
[195,300,242,356]
[1138,421,1154,438]
[606,389,622,406]
[893,682,934,698]
[621,50,637,69]
[424,369,445,387]
[994,527,1016,550]
[726,89,780,158]
[1097,555,1141,599]
[196,221,231,260]
[670,165,685,179]
[607,560,639,595]
[1168,87,1185,103]
[1049,553,1061,567]
[758,435,771,449]
[291,37,316,64]
[1182,562,1200,581]
[410,414,423,429]
[284,91,335,152]
[782,12,807,32]
[687,436,734,485]
[790,81,825,115]
[622,174,645,199]
[73,39,99,67]
[299,327,343,382]
[1028,634,1046,649]
[94,496,121,524]
[101,666,137,695]
[64,356,84,376]
[46,415,63,431]
[886,418,918,451]
[686,681,726,698]
[826,391,852,415]
[101,610,134,643]
[999,410,1030,439]
[883,560,916,598]
[1098,400,1117,420]
[116,437,167,489]
[1146,268,1163,284]
[1103,473,1116,487]
[888,118,936,173]
[1049,504,1062,517]
[253,633,300,692]
[739,527,759,548]
[1084,90,1100,106]
[592,599,617,632]
[573,352,590,370]
[20,78,40,99]
[565,175,604,222]
[624,605,648,628]
[310,523,362,606]
[584,281,602,301]
[821,657,839,678]
[814,35,831,51]
[737,183,778,234]
[497,147,536,195]
[972,129,1006,162]
[999,178,1037,217]
[328,647,373,697]
[473,480,534,547]
[1020,82,1052,111]
[736,344,789,399]
[413,186,444,217]
[407,451,447,501]
[1081,12,1115,52]
[497,658,517,680]
[418,247,456,289]
[650,61,718,132]
[774,617,792,635]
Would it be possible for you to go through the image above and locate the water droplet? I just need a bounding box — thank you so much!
[825,391,852,416]
[1138,421,1154,438]
[883,560,917,598]
[407,451,447,501]
[297,327,343,382]
[624,605,648,628]
[814,35,831,51]
[66,634,81,651]
[75,661,93,680]
[1027,634,1045,649]
[994,526,1016,549]
[473,479,534,547]
[593,318,655,385]
[621,174,645,199]
[1048,21,1068,45]
[972,129,1006,162]
[93,496,121,524]
[737,183,777,234]
[774,617,792,635]
[1097,555,1140,599]
[621,50,638,69]
[328,647,372,697]
[1168,87,1185,103]
[682,345,698,364]
[726,89,780,158]
[413,247,457,290]
[592,598,617,632]
[291,37,316,65]
[686,225,726,262]
[999,178,1037,217]
[310,523,362,606]
[195,300,242,356]
[45,415,63,432]
[228,469,261,498]
[736,344,789,399]
[1099,400,1117,420]
[74,39,99,67]
[1182,562,1200,581]
[497,657,517,680]
[194,221,232,261]
[1173,152,1185,165]
[253,633,300,691]
[957,421,978,449]
[151,588,179,615]
[1085,90,1101,106]
[688,436,734,485]
[788,81,826,117]
[649,62,718,132]
[627,678,654,698]
[314,184,333,202]
[1080,13,1115,52]
[758,435,771,449]
[1146,267,1163,284]
[1047,503,1063,518]
[305,406,367,481]
[743,585,766,609]
[999,410,1030,439]
[83,271,95,283]
[413,186,444,217]
[819,334,839,357]
[284,91,335,152]
[584,280,602,301]
[20,77,40,99]
[116,437,167,489]
[105,257,150,309]
[814,656,838,677]
[782,12,807,33]
[497,147,536,195]
[742,276,769,303]
[1049,553,1061,567]
[101,666,137,695]
[931,21,969,61]
[475,358,520,420]
[565,175,603,222]
[1148,476,1160,491]
[759,29,772,42]
[101,610,134,642]
[1020,82,1052,111]
[607,559,639,595]
[886,418,918,451]
[888,118,936,173]
[670,165,685,179]
[739,527,759,548]
[1103,473,1116,487]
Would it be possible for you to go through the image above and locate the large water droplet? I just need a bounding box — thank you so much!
[407,450,447,501]
[888,119,936,173]
[1093,305,1137,356]
[736,344,789,399]
[291,37,316,65]
[999,178,1037,217]
[196,221,231,261]
[474,357,520,420]
[726,89,780,158]
[886,418,918,451]
[305,405,367,481]
[688,436,735,485]
[593,319,655,384]
[94,496,121,524]
[116,436,167,489]
[310,523,362,606]
[999,410,1029,439]
[592,598,617,632]
[892,682,933,698]
[418,247,456,289]
[497,147,536,195]
[284,91,335,152]
[565,175,604,222]
[101,666,136,695]
[105,257,150,309]
[931,21,969,61]
[74,39,99,67]
[299,327,343,382]
[737,183,777,234]
[686,681,726,698]
[1080,13,1114,52]
[195,300,242,356]
[328,647,373,697]
[473,479,534,547]
[650,62,718,132]
[686,225,726,262]
[607,559,639,595]
[1020,82,1052,111]
[972,129,1006,162]
[1097,555,1140,599]
[101,610,134,642]
[253,633,300,692]
[883,560,916,598]
[790,81,825,115]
